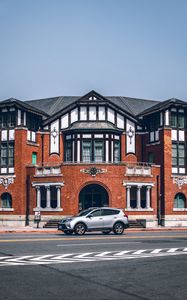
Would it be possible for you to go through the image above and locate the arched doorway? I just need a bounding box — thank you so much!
[79,184,109,211]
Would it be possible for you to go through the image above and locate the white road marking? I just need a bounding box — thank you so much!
[74,253,93,258]
[0,247,187,267]
[56,242,141,247]
[95,251,112,257]
[51,254,73,260]
[114,250,131,256]
[133,250,147,255]
[167,248,178,253]
[151,249,162,254]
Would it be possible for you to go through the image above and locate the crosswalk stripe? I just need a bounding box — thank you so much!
[114,250,131,256]
[74,253,93,258]
[133,250,147,255]
[30,255,54,261]
[151,249,162,254]
[167,248,178,253]
[95,251,111,257]
[51,254,72,260]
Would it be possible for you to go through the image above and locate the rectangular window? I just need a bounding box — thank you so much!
[2,113,8,128]
[114,141,120,162]
[82,141,92,162]
[178,144,185,166]
[170,109,185,129]
[1,144,7,166]
[178,114,185,129]
[8,143,14,166]
[32,152,37,165]
[171,111,177,127]
[172,143,185,170]
[9,112,16,127]
[94,141,104,162]
[0,143,14,168]
[65,141,72,162]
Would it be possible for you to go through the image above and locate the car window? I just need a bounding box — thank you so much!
[77,208,94,216]
[89,209,101,217]
[101,209,120,216]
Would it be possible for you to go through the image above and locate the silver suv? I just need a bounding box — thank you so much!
[58,207,129,235]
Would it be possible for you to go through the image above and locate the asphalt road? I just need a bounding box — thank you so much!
[0,231,187,300]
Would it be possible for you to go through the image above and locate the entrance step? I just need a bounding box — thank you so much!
[43,219,145,229]
[128,220,145,228]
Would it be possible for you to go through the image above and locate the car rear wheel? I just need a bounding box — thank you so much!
[74,223,86,235]
[102,230,111,235]
[113,222,124,235]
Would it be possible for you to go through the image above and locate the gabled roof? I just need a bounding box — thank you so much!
[25,91,160,121]
[0,97,48,117]
[1,91,186,122]
[138,98,187,117]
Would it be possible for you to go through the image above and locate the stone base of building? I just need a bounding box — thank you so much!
[161,215,187,227]
[0,215,27,227]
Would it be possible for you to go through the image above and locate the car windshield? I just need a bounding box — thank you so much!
[76,208,95,217]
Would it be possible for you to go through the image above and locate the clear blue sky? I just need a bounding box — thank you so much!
[0,0,187,101]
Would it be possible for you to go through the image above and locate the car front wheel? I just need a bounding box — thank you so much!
[113,222,124,235]
[74,223,86,235]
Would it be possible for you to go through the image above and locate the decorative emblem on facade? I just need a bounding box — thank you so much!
[127,127,135,144]
[80,167,107,177]
[173,176,187,189]
[51,127,58,144]
[0,177,15,189]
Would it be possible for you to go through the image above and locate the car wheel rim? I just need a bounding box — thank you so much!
[115,224,123,233]
[77,225,85,234]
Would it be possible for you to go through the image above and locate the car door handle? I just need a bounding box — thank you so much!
[99,218,103,220]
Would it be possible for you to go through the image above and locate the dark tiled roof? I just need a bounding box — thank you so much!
[26,96,79,115]
[138,98,187,116]
[107,96,159,116]
[1,92,186,120]
[0,98,48,116]
[26,94,160,118]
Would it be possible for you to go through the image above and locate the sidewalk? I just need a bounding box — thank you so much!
[0,226,187,234]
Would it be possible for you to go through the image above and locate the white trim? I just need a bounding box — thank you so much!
[33,208,63,212]
[0,208,14,211]
[32,182,64,187]
[123,181,154,187]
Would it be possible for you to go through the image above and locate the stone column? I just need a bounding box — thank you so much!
[126,186,131,209]
[146,186,151,209]
[36,186,41,209]
[46,186,51,208]
[57,186,61,208]
[137,186,141,209]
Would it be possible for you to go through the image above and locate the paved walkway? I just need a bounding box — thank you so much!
[0,226,187,234]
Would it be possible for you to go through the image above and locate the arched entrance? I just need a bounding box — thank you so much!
[79,184,109,211]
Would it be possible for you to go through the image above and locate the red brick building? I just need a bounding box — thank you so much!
[0,90,186,227]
